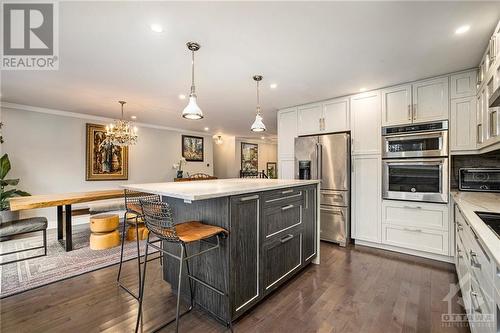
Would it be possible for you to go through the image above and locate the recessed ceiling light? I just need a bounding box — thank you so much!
[261,136,265,140]
[270,83,278,89]
[455,25,470,35]
[204,127,209,131]
[178,94,186,100]
[359,87,367,92]
[131,115,137,120]
[150,24,163,33]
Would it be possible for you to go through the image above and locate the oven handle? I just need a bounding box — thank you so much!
[382,158,447,165]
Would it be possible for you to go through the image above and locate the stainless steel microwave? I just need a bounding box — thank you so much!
[382,121,448,159]
[459,168,500,192]
[383,158,448,203]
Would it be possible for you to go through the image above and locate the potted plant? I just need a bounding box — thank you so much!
[0,153,30,223]
[172,157,187,179]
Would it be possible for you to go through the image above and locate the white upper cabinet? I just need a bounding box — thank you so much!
[297,104,322,135]
[450,71,477,99]
[350,91,381,155]
[450,96,476,152]
[297,98,350,135]
[322,97,349,133]
[277,107,297,158]
[381,84,412,126]
[412,76,449,123]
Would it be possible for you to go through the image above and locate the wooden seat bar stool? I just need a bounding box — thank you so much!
[116,190,161,300]
[135,198,231,333]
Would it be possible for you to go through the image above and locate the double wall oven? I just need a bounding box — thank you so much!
[382,121,449,204]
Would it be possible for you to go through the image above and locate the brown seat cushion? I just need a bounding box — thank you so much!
[174,221,227,243]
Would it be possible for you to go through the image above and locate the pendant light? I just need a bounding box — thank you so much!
[251,75,266,132]
[182,42,203,120]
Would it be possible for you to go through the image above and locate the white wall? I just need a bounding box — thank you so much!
[2,106,214,228]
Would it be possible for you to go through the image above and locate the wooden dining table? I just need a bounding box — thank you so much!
[9,189,124,251]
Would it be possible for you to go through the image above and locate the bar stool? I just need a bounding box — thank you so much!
[135,198,231,333]
[116,189,161,300]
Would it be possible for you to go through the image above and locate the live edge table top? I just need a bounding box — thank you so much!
[9,189,124,211]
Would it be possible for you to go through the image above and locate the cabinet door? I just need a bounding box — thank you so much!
[278,159,295,180]
[412,77,449,123]
[323,97,349,132]
[487,78,499,140]
[350,91,381,155]
[278,107,297,159]
[302,186,317,263]
[381,84,412,126]
[477,92,484,145]
[297,104,322,135]
[450,96,477,151]
[230,194,260,316]
[351,155,381,243]
[450,71,477,99]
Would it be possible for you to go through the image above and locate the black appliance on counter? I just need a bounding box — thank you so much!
[459,168,500,192]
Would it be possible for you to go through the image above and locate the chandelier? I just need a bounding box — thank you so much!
[251,75,266,132]
[105,101,138,146]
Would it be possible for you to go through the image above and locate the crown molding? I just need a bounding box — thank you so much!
[0,102,211,136]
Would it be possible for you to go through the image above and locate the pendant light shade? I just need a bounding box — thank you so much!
[251,75,266,132]
[182,42,203,120]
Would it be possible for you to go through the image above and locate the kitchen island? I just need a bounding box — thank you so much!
[123,178,320,323]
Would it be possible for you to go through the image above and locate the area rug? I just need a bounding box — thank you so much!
[0,225,157,298]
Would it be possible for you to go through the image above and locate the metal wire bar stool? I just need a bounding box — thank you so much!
[135,198,231,333]
[116,189,162,300]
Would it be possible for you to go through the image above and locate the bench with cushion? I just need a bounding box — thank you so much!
[0,217,48,265]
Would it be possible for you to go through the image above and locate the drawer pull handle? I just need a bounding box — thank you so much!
[240,195,259,202]
[403,206,422,209]
[281,204,294,211]
[403,228,422,233]
[281,189,294,195]
[280,234,294,244]
[470,292,482,313]
[470,251,481,269]
[323,193,343,198]
[457,225,463,231]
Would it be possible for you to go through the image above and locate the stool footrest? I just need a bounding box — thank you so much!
[187,274,225,296]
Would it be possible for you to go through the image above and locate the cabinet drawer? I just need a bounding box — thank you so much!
[262,187,304,207]
[468,225,494,289]
[262,229,302,293]
[382,201,448,231]
[382,224,449,255]
[470,271,495,325]
[262,198,302,239]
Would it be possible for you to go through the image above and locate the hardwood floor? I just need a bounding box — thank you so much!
[1,242,469,333]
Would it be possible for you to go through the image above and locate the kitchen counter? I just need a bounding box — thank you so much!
[122,178,320,202]
[451,191,500,265]
[124,179,320,323]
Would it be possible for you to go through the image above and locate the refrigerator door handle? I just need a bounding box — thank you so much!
[317,143,323,181]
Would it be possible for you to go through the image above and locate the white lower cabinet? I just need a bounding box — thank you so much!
[351,154,381,243]
[381,200,449,255]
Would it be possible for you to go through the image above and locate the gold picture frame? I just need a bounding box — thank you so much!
[86,123,128,181]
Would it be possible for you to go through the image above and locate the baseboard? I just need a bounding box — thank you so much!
[354,239,454,263]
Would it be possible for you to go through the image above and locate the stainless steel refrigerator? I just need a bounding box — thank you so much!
[294,133,350,246]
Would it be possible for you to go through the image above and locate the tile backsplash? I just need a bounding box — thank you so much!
[451,149,500,189]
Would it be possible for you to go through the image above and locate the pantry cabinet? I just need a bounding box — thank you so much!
[277,107,297,180]
[350,91,381,155]
[351,154,381,243]
[450,71,477,99]
[450,96,476,151]
[297,98,349,135]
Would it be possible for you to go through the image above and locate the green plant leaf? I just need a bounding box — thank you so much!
[0,154,11,180]
[14,190,30,197]
[0,179,19,186]
[1,189,17,200]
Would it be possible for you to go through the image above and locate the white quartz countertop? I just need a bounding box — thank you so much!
[122,178,320,202]
[451,191,500,265]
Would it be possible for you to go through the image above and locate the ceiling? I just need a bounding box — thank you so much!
[1,1,499,137]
